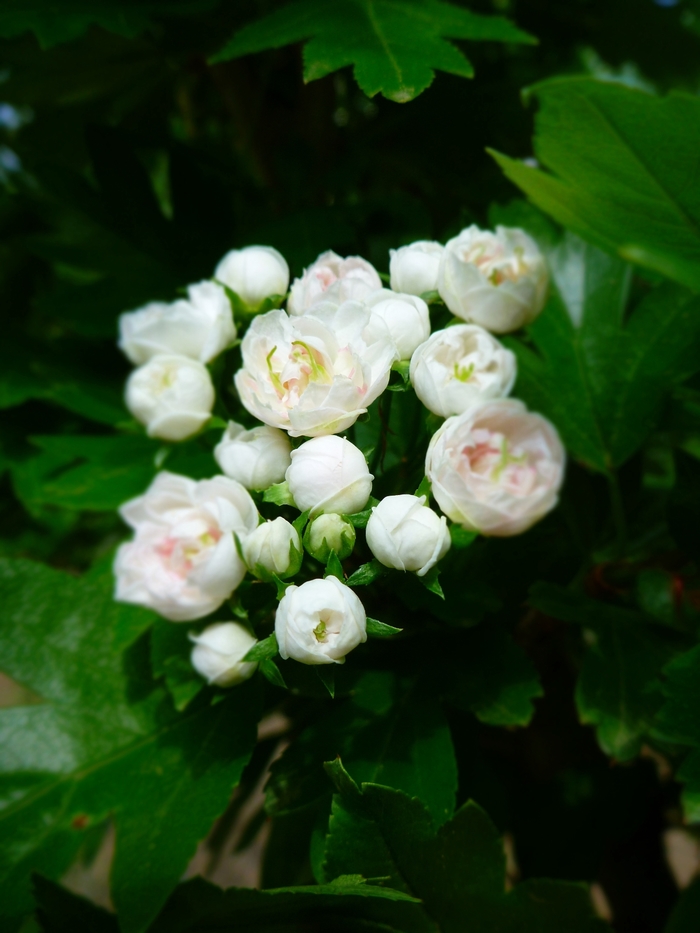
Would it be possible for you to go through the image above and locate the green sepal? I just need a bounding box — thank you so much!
[345,498,379,529]
[366,617,403,638]
[420,289,442,304]
[206,415,229,431]
[243,632,279,663]
[263,480,296,507]
[260,658,287,689]
[293,509,311,536]
[272,573,292,599]
[219,282,286,317]
[420,566,444,600]
[387,360,413,392]
[316,666,336,698]
[325,551,345,582]
[346,559,387,587]
[449,525,478,549]
[414,476,432,500]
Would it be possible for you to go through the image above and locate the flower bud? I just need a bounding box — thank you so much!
[286,435,373,517]
[243,517,302,580]
[304,513,356,563]
[118,281,235,366]
[275,576,367,665]
[115,472,259,621]
[214,245,290,310]
[125,354,214,441]
[410,324,516,418]
[389,241,444,296]
[364,289,431,361]
[214,421,292,490]
[366,494,450,576]
[287,250,381,314]
[425,399,565,536]
[190,622,258,686]
[438,225,548,333]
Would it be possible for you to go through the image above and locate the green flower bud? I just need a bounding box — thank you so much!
[304,513,356,563]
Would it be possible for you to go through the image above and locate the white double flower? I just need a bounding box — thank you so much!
[438,225,548,333]
[410,324,516,418]
[426,399,565,536]
[287,250,381,314]
[119,281,235,366]
[235,304,398,437]
[114,472,259,620]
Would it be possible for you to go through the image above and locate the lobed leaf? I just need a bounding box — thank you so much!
[211,0,535,103]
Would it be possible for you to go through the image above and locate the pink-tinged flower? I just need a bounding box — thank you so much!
[425,399,565,536]
[438,225,548,333]
[287,250,381,314]
[234,305,398,437]
[114,472,259,621]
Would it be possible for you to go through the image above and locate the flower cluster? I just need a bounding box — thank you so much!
[114,229,564,687]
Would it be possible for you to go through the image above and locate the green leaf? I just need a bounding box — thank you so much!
[444,623,542,728]
[504,234,700,472]
[12,435,159,513]
[150,620,203,712]
[316,666,336,698]
[366,618,402,638]
[151,876,427,933]
[243,632,279,663]
[346,559,386,587]
[263,480,296,507]
[324,551,345,582]
[259,659,287,690]
[0,559,260,933]
[211,0,535,103]
[490,77,700,291]
[531,583,688,760]
[654,645,700,821]
[266,673,457,827]
[419,566,444,599]
[0,0,218,49]
[322,760,610,933]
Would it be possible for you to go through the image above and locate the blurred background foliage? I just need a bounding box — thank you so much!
[4,2,700,931]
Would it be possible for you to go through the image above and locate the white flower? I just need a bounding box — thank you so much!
[118,281,235,365]
[425,399,565,536]
[243,517,302,580]
[304,513,356,563]
[389,241,444,296]
[214,245,289,309]
[214,421,292,490]
[275,576,367,665]
[409,324,516,418]
[438,225,548,333]
[286,435,373,517]
[366,494,451,576]
[364,289,431,361]
[190,622,258,686]
[125,354,215,441]
[114,472,259,621]
[234,306,397,437]
[287,250,381,314]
